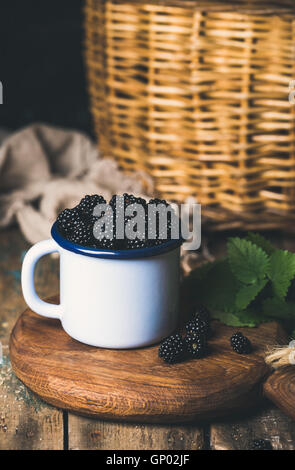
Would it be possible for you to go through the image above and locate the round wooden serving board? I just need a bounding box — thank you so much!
[10,297,287,423]
[264,368,295,421]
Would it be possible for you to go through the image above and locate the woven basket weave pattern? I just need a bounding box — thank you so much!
[85,0,295,230]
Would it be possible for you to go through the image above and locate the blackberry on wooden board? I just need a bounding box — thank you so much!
[230,332,252,354]
[158,334,184,364]
[185,333,208,359]
[185,317,210,338]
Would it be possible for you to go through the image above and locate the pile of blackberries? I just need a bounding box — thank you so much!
[56,193,180,250]
[158,307,253,364]
[158,306,211,363]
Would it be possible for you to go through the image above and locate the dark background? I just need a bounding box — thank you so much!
[0,0,93,136]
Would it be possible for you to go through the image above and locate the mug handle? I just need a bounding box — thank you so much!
[21,239,63,319]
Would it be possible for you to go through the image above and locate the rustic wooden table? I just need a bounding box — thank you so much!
[1,227,295,450]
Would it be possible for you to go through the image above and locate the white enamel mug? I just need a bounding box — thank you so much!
[21,222,181,348]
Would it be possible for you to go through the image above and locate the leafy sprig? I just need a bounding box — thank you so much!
[187,233,295,328]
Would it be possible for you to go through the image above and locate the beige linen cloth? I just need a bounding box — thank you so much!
[0,124,153,245]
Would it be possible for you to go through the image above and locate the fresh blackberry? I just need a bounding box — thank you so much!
[123,193,137,206]
[126,237,147,249]
[69,221,93,246]
[110,194,137,245]
[185,317,210,338]
[185,333,208,359]
[149,197,169,207]
[94,238,115,250]
[57,208,80,236]
[110,193,138,212]
[113,238,128,250]
[109,194,124,212]
[93,210,114,243]
[124,195,148,246]
[87,215,100,228]
[78,194,106,216]
[230,332,252,354]
[158,334,184,364]
[194,306,211,324]
[250,439,272,450]
[148,198,178,242]
[56,193,179,251]
[147,238,165,247]
[134,196,148,208]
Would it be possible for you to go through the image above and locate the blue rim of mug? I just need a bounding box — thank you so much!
[51,222,182,259]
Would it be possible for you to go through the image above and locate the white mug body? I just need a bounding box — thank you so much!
[60,246,180,348]
[21,224,181,349]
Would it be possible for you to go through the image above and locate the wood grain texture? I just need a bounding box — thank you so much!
[210,406,295,450]
[263,235,295,422]
[3,228,295,449]
[10,297,287,423]
[0,228,63,450]
[68,416,204,450]
[264,369,295,422]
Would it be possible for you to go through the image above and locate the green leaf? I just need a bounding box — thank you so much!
[197,260,239,312]
[246,232,275,256]
[212,308,269,327]
[227,237,269,284]
[267,250,295,299]
[234,309,270,326]
[211,310,245,327]
[188,233,295,329]
[262,297,295,320]
[235,278,268,310]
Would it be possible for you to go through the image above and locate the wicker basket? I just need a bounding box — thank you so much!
[84,0,295,230]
